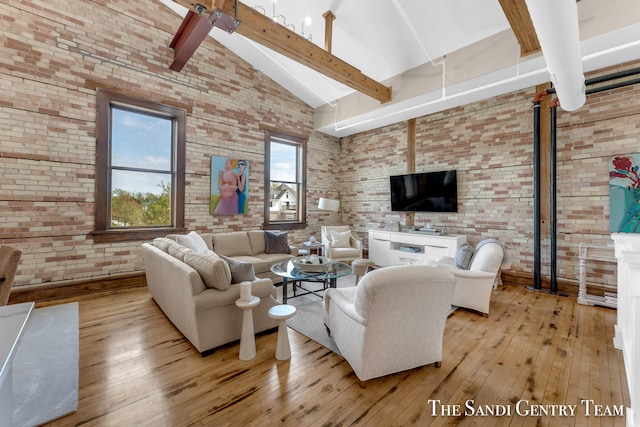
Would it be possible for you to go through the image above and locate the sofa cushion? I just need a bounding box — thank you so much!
[183,251,232,290]
[152,237,175,252]
[247,230,266,255]
[211,232,252,257]
[221,255,257,283]
[176,231,209,254]
[168,243,194,262]
[265,231,292,254]
[454,244,474,270]
[331,230,352,248]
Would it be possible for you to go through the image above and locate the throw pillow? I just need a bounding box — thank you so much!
[265,231,292,254]
[176,231,209,254]
[454,244,474,270]
[331,230,352,248]
[221,255,257,283]
[183,251,232,290]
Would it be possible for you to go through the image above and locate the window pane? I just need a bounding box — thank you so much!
[270,141,297,182]
[111,107,172,171]
[110,170,172,227]
[269,181,299,221]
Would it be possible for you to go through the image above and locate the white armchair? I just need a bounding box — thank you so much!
[436,239,507,316]
[321,226,363,262]
[323,265,455,381]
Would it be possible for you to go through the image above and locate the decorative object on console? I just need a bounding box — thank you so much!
[609,154,640,233]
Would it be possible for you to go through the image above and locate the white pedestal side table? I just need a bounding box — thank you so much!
[268,304,297,360]
[235,296,260,361]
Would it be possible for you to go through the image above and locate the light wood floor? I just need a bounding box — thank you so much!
[39,281,629,426]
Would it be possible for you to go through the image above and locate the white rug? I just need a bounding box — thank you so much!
[12,302,79,427]
[277,275,355,355]
[279,276,458,356]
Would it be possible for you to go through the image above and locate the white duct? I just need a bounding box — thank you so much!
[525,0,586,111]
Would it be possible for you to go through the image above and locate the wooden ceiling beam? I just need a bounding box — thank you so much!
[498,0,541,57]
[169,0,391,103]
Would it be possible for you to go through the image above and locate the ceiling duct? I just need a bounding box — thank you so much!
[525,0,586,111]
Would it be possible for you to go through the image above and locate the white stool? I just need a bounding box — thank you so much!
[268,304,297,360]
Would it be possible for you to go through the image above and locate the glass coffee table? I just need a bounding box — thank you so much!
[271,259,352,304]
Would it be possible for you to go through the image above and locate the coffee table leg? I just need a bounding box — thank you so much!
[329,277,337,288]
[282,278,288,304]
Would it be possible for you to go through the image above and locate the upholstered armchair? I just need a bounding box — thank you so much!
[0,245,22,305]
[321,226,363,262]
[436,239,507,316]
[323,265,455,381]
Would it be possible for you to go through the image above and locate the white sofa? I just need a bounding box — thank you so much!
[323,265,455,381]
[141,230,298,354]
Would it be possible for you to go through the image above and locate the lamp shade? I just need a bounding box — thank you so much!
[318,197,340,212]
[525,0,586,111]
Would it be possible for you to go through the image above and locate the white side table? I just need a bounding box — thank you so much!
[302,241,324,257]
[268,304,297,360]
[235,296,260,361]
[578,242,617,308]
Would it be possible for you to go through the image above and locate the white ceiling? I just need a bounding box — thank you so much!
[158,0,640,137]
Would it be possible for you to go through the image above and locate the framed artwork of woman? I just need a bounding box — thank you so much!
[210,155,249,215]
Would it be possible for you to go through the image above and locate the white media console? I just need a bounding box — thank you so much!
[368,230,467,266]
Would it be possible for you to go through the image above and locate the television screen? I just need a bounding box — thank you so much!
[390,170,458,212]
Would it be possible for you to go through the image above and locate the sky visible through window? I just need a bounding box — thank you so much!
[270,141,297,182]
[111,107,172,195]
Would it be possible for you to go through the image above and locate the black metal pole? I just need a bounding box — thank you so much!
[550,99,558,294]
[533,97,542,290]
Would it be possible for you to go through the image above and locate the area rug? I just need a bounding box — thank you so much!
[278,275,458,356]
[277,275,356,355]
[13,302,79,427]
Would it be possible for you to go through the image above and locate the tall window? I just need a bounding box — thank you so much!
[93,90,185,242]
[264,129,306,229]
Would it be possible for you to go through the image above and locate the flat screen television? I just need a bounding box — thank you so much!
[390,170,458,212]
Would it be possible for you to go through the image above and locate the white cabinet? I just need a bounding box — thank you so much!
[368,230,466,267]
[612,233,640,427]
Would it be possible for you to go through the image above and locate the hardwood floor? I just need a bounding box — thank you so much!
[39,281,628,426]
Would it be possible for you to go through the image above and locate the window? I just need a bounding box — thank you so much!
[93,90,186,242]
[264,129,307,229]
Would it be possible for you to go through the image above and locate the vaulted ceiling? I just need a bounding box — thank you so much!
[158,0,640,137]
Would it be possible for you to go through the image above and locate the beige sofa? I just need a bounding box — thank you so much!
[201,230,299,285]
[141,230,298,354]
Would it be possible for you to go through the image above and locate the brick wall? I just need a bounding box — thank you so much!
[1,1,638,292]
[0,0,339,290]
[342,63,640,289]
